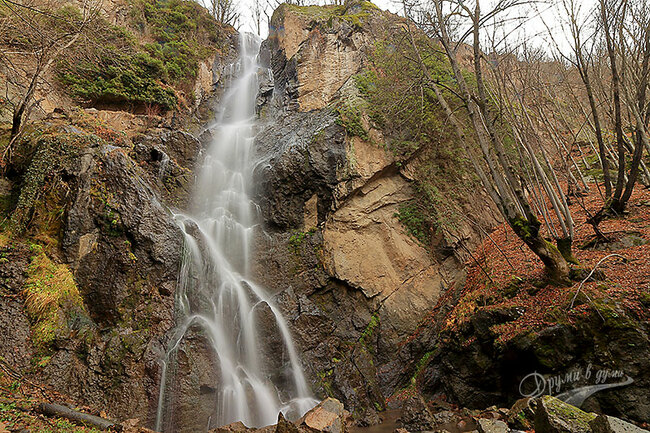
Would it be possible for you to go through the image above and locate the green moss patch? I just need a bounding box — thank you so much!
[22,245,88,348]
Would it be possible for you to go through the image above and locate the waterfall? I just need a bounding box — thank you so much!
[155,33,318,432]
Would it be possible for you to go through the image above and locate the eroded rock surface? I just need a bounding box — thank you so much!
[252,1,498,424]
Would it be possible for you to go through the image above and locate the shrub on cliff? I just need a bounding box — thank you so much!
[58,0,232,111]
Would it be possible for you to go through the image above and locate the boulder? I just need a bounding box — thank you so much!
[508,398,536,430]
[476,418,509,433]
[300,398,347,433]
[400,393,435,431]
[589,415,648,433]
[534,395,596,433]
[277,412,301,433]
[209,421,252,433]
[432,410,459,426]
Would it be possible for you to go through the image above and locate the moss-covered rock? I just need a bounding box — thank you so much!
[22,245,89,349]
[508,397,536,430]
[534,395,596,433]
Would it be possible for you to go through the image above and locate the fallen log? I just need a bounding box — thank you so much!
[38,403,119,431]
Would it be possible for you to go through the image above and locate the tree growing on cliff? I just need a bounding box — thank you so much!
[201,0,239,26]
[0,0,100,163]
[403,0,576,282]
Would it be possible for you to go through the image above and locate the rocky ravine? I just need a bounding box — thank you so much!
[7,1,645,432]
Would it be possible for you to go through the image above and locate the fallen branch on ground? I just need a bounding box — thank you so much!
[568,253,626,313]
[38,403,118,431]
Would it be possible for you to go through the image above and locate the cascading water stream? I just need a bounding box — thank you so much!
[155,33,318,432]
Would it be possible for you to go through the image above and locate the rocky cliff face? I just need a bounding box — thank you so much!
[0,14,239,427]
[251,2,498,424]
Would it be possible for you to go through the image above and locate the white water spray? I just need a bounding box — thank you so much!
[156,33,318,431]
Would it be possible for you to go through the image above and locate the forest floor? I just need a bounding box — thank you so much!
[444,182,650,344]
[0,358,102,433]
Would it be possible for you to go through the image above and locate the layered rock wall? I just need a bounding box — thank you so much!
[252,2,498,423]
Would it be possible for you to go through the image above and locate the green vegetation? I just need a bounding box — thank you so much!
[349,33,473,251]
[396,201,431,246]
[335,102,369,141]
[288,228,316,254]
[510,216,536,241]
[541,395,597,429]
[359,312,380,346]
[22,245,87,348]
[90,181,125,238]
[395,182,460,248]
[281,1,379,29]
[8,131,101,236]
[0,400,101,432]
[410,350,434,385]
[356,37,459,158]
[59,0,232,111]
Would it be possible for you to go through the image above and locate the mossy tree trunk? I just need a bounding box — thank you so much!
[511,217,571,284]
[556,237,579,265]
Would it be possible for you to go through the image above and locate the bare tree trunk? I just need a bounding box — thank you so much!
[411,0,572,283]
[568,4,614,197]
[600,0,628,211]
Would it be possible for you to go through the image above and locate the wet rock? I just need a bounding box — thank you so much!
[589,415,648,433]
[476,418,508,433]
[400,393,435,431]
[534,395,596,433]
[131,130,202,208]
[63,146,181,325]
[0,245,32,370]
[162,329,220,433]
[507,398,536,430]
[409,303,650,425]
[276,412,301,433]
[254,109,346,230]
[210,421,252,433]
[300,398,347,433]
[432,410,459,426]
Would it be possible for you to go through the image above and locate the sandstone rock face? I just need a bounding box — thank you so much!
[269,5,366,111]
[301,398,348,433]
[254,2,497,423]
[267,3,400,112]
[322,173,445,335]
